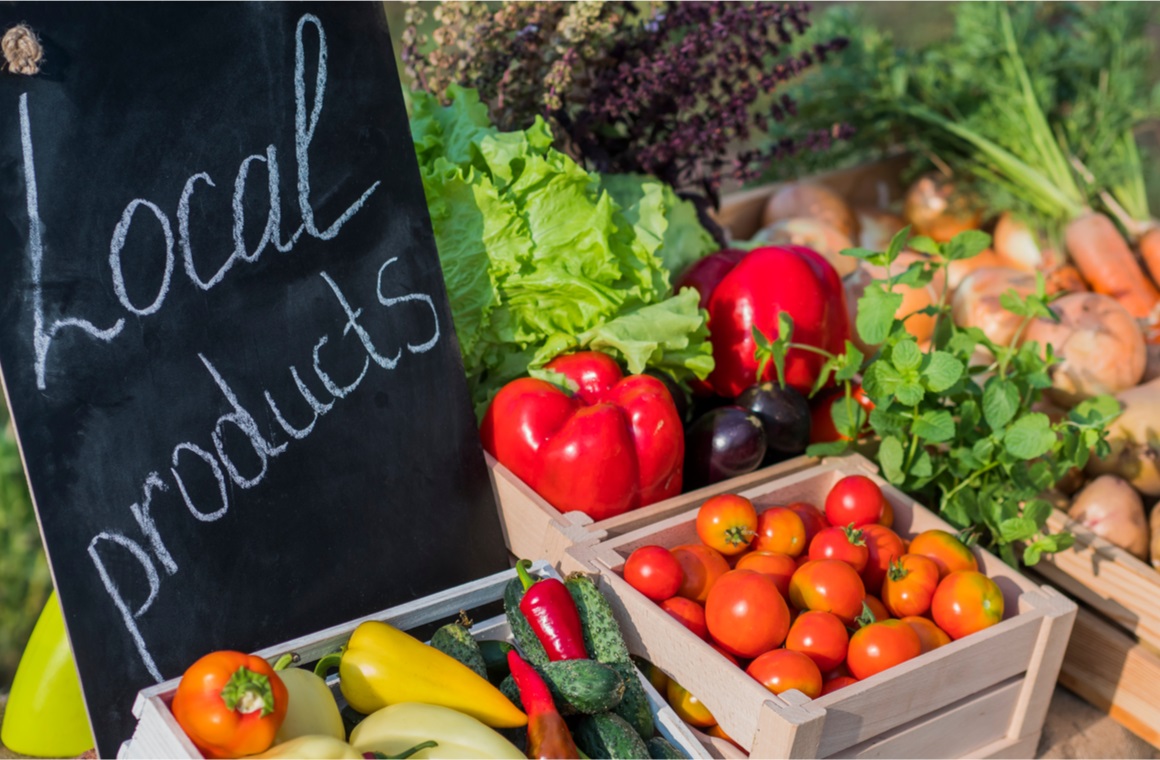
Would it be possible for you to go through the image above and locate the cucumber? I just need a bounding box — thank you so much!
[574,712,650,760]
[499,659,626,715]
[609,661,654,740]
[647,736,688,759]
[504,576,550,668]
[430,617,487,680]
[565,573,631,664]
[478,639,515,685]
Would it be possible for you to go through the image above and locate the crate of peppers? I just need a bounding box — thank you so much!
[119,561,705,759]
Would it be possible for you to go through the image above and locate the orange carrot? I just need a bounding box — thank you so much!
[1140,226,1160,294]
[1065,212,1160,318]
[1044,264,1089,296]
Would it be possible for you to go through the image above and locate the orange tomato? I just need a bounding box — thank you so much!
[752,506,807,557]
[706,570,790,658]
[820,674,859,695]
[908,530,979,580]
[862,594,891,623]
[785,610,849,672]
[901,616,952,653]
[789,559,866,625]
[846,619,921,680]
[661,596,709,640]
[697,494,759,556]
[734,551,797,597]
[882,554,940,618]
[666,680,715,728]
[931,571,1004,640]
[672,544,730,603]
[746,649,823,699]
[859,524,905,595]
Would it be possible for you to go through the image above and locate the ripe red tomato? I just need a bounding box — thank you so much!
[697,494,759,556]
[908,530,979,579]
[808,525,869,572]
[859,524,905,595]
[672,544,730,603]
[785,610,849,672]
[660,597,708,640]
[824,475,885,528]
[708,640,740,667]
[789,560,866,625]
[820,674,858,695]
[878,499,895,528]
[734,551,797,598]
[846,619,922,680]
[786,502,828,545]
[746,649,823,699]
[901,616,953,653]
[882,554,940,618]
[862,594,890,624]
[666,680,715,728]
[752,507,807,557]
[931,571,1004,640]
[623,545,684,602]
[705,570,790,658]
[809,385,874,443]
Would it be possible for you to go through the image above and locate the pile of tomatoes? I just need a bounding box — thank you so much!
[621,474,1006,736]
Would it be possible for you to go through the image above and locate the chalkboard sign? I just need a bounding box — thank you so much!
[0,4,511,754]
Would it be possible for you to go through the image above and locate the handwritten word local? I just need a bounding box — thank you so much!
[16,14,439,681]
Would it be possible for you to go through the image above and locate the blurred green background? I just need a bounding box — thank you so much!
[2,0,1158,693]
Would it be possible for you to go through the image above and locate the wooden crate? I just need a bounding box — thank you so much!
[1032,508,1160,748]
[489,454,817,575]
[118,561,708,759]
[568,454,1077,759]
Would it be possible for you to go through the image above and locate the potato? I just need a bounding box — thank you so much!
[1086,377,1160,497]
[951,267,1037,346]
[845,251,947,347]
[1021,293,1146,408]
[762,183,859,240]
[1068,475,1149,560]
[753,217,858,278]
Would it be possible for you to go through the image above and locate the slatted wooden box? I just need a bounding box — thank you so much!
[489,454,816,575]
[1032,508,1160,748]
[568,454,1077,759]
[118,561,707,759]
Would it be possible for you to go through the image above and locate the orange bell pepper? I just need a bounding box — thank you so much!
[171,650,288,759]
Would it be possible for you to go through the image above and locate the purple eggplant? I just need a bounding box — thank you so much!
[684,405,767,490]
[735,382,811,464]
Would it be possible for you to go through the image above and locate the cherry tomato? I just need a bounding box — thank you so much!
[624,545,684,602]
[809,385,874,443]
[752,506,807,557]
[746,649,823,699]
[661,597,709,640]
[785,610,849,672]
[862,594,890,623]
[789,560,866,625]
[697,494,759,556]
[901,616,952,653]
[821,674,859,695]
[808,525,869,572]
[734,551,797,598]
[908,529,979,579]
[672,544,730,603]
[931,571,1004,640]
[881,554,940,618]
[666,679,715,728]
[786,502,828,545]
[824,475,885,528]
[846,619,921,680]
[859,524,905,595]
[705,569,790,658]
[878,499,894,528]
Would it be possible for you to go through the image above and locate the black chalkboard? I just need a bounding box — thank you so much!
[0,4,511,754]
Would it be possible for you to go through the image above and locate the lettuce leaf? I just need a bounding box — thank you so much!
[410,85,715,413]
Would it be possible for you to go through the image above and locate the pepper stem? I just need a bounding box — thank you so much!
[364,740,439,759]
[219,666,275,717]
[516,559,536,592]
[273,653,294,671]
[314,651,343,679]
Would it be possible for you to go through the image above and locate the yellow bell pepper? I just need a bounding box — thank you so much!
[349,703,524,760]
[252,734,439,759]
[271,659,344,743]
[315,621,525,728]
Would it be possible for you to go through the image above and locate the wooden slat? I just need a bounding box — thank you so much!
[973,731,1042,760]
[1056,607,1160,750]
[1004,586,1077,742]
[1036,508,1160,651]
[828,676,1024,759]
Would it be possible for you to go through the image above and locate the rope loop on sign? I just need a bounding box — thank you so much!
[3,24,43,75]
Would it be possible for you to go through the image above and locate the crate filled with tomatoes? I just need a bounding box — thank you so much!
[567,453,1077,759]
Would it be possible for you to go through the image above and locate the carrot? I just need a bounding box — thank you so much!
[1044,264,1089,295]
[1064,212,1160,318]
[1140,226,1160,294]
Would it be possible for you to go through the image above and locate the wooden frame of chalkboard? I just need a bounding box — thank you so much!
[0,5,510,754]
[118,560,710,759]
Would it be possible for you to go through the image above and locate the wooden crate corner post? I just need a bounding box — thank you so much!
[1005,586,1077,745]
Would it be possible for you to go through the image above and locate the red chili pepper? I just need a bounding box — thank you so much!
[507,650,580,760]
[517,560,588,662]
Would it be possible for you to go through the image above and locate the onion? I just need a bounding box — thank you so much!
[992,213,1060,272]
[1085,377,1160,497]
[855,207,906,251]
[904,174,982,243]
[1068,475,1149,561]
[754,217,858,277]
[845,251,946,346]
[951,267,1037,346]
[1022,293,1146,407]
[762,183,859,240]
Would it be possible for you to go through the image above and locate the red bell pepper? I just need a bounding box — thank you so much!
[480,352,683,520]
[516,560,588,662]
[673,248,748,310]
[702,245,849,398]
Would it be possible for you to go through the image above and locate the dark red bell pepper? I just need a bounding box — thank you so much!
[479,352,683,520]
[673,248,748,310]
[507,650,580,760]
[516,560,588,662]
[702,245,849,397]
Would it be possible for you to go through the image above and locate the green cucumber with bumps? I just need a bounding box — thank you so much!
[429,615,487,680]
[499,659,626,715]
[574,712,650,760]
[504,575,550,668]
[566,573,654,739]
[478,639,515,685]
[647,736,688,759]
